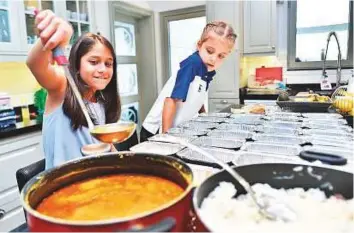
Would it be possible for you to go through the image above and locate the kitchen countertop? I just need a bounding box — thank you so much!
[0,120,41,140]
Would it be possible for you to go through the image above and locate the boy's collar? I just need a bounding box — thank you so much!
[194,51,216,79]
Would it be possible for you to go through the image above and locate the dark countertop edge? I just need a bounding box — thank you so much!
[0,123,42,140]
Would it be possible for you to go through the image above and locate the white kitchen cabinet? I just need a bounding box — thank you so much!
[208,98,239,113]
[243,0,276,54]
[0,0,94,57]
[0,131,44,231]
[0,1,23,53]
[206,1,241,109]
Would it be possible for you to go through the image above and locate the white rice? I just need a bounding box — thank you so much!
[200,182,354,233]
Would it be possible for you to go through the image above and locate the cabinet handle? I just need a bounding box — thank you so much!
[0,209,5,220]
[271,45,275,50]
[220,100,228,104]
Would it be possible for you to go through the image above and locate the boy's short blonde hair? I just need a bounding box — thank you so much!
[198,21,237,48]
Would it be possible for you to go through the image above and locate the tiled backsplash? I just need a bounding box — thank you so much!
[240,55,283,88]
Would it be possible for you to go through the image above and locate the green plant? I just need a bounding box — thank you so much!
[34,88,47,123]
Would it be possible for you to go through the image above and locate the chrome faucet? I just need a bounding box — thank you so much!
[322,31,342,88]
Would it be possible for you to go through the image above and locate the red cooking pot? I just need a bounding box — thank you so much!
[20,152,194,232]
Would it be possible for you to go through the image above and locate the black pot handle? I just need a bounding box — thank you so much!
[299,150,347,165]
[117,217,176,232]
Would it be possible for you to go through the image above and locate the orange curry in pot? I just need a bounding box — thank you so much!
[36,174,184,221]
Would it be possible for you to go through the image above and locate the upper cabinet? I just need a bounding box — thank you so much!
[0,0,93,56]
[206,1,241,100]
[243,0,276,54]
[65,0,91,46]
[0,0,22,53]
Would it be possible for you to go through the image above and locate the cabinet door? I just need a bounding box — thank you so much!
[243,0,276,54]
[206,1,240,99]
[208,98,239,113]
[0,0,22,52]
[65,0,91,46]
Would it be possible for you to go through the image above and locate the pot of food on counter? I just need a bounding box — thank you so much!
[20,152,193,232]
[192,163,353,232]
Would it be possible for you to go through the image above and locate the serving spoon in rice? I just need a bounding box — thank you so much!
[159,134,297,222]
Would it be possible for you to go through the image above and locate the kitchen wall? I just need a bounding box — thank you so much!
[0,62,39,106]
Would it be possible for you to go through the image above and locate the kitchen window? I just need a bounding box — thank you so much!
[161,6,206,82]
[287,0,353,70]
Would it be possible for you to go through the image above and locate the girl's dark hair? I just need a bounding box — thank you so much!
[63,33,121,130]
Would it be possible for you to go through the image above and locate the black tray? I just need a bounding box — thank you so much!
[276,98,332,113]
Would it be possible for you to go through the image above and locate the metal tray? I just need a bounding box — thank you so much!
[302,118,348,126]
[264,115,303,122]
[178,121,220,130]
[257,125,302,135]
[302,145,353,162]
[229,114,263,120]
[302,128,354,138]
[177,146,239,164]
[307,136,353,149]
[252,133,307,145]
[267,112,302,117]
[263,121,303,129]
[303,122,353,132]
[191,116,226,123]
[233,151,303,166]
[192,136,245,149]
[302,113,343,119]
[130,141,185,156]
[199,112,231,118]
[216,123,258,132]
[207,130,253,140]
[167,127,209,136]
[224,118,264,125]
[276,100,331,113]
[148,134,198,143]
[241,142,302,156]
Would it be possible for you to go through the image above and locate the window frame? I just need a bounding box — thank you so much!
[160,5,206,82]
[287,0,353,71]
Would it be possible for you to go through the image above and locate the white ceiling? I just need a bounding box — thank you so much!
[125,0,206,12]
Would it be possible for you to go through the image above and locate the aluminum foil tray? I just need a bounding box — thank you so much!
[264,115,303,122]
[191,116,226,123]
[130,141,185,156]
[233,151,302,166]
[302,118,348,126]
[252,133,307,145]
[302,113,343,119]
[199,112,231,118]
[263,121,303,129]
[303,122,353,132]
[302,145,353,162]
[224,118,264,125]
[207,130,253,140]
[257,125,302,135]
[267,112,302,117]
[148,134,197,143]
[192,136,245,149]
[167,127,209,136]
[302,128,354,138]
[307,136,353,150]
[178,121,220,130]
[229,114,263,120]
[177,146,239,164]
[241,142,302,156]
[216,123,258,132]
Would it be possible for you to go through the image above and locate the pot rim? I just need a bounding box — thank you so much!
[192,163,354,232]
[21,151,194,226]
